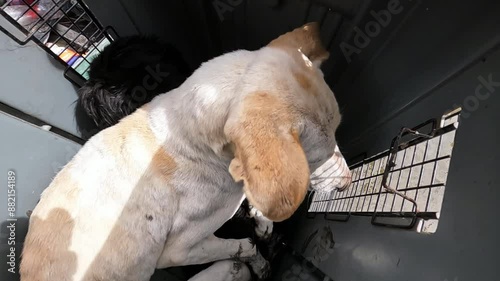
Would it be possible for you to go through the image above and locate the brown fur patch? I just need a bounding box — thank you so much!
[103,106,177,180]
[293,71,313,92]
[102,107,156,155]
[20,208,78,280]
[227,92,310,222]
[150,147,177,181]
[268,22,329,65]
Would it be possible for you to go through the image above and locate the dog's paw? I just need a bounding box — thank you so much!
[255,221,273,240]
[249,207,273,240]
[248,252,271,280]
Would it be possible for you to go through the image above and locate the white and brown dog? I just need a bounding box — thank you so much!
[20,22,351,281]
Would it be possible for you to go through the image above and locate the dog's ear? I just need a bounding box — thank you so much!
[226,92,310,222]
[268,22,329,67]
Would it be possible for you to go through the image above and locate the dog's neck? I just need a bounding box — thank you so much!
[146,50,256,160]
[148,91,232,158]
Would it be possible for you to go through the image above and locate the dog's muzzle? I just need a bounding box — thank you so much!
[310,145,352,192]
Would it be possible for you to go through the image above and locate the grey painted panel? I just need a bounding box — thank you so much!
[0,111,81,280]
[116,0,208,69]
[84,0,139,37]
[341,40,500,158]
[0,31,82,138]
[335,0,500,147]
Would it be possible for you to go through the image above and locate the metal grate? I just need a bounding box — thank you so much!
[309,109,461,233]
[0,0,117,86]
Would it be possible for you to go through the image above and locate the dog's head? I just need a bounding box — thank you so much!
[225,22,351,222]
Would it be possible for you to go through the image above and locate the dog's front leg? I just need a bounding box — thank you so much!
[157,235,270,279]
[187,260,251,281]
[156,235,256,268]
[249,205,274,239]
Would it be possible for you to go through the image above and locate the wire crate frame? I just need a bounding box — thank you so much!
[0,0,118,87]
[307,109,461,230]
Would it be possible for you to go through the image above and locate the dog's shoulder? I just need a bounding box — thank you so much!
[99,106,178,181]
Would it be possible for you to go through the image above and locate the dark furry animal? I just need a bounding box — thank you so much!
[77,35,192,132]
[176,200,285,280]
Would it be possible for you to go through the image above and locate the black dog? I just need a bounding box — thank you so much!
[77,35,192,132]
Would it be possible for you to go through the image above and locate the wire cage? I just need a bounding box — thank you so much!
[308,108,461,232]
[0,0,117,86]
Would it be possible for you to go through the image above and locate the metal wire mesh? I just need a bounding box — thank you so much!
[308,109,461,232]
[0,0,116,85]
